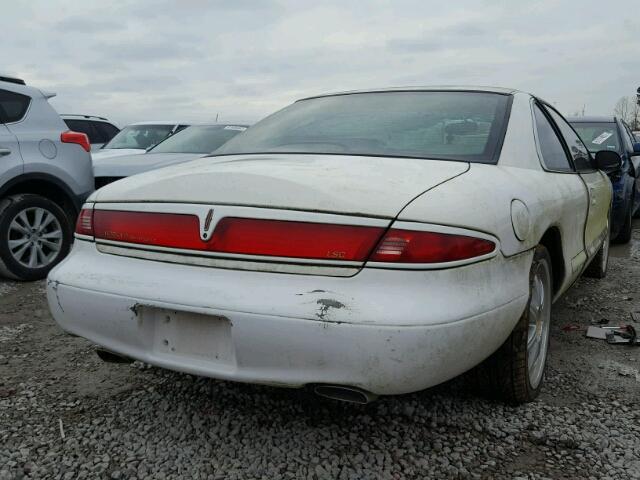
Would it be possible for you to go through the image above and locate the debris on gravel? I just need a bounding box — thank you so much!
[1,227,639,479]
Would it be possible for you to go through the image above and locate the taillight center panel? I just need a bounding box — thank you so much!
[76,202,500,272]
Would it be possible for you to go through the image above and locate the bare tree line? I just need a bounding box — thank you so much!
[614,96,640,130]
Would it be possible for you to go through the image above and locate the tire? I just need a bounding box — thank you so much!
[614,202,633,244]
[584,222,610,279]
[474,245,553,404]
[0,194,72,281]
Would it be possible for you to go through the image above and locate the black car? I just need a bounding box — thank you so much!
[569,116,640,243]
[61,114,120,151]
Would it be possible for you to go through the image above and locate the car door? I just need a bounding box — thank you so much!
[621,121,640,213]
[0,89,26,189]
[545,106,611,259]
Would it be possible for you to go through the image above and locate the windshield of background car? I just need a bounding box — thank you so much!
[149,125,247,154]
[215,91,511,163]
[103,125,175,150]
[570,122,621,154]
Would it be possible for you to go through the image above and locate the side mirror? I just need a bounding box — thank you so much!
[592,150,622,172]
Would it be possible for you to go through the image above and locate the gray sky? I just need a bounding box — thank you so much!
[2,0,638,126]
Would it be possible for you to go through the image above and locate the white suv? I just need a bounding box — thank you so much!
[0,75,93,280]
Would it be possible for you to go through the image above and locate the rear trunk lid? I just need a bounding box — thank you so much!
[93,152,204,178]
[93,154,469,218]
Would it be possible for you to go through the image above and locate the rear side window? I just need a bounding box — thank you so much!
[95,122,119,142]
[545,108,592,171]
[0,89,31,123]
[64,119,102,143]
[533,104,572,172]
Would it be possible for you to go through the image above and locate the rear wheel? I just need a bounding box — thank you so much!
[0,194,72,281]
[475,245,552,404]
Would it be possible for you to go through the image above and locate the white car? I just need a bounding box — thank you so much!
[47,87,618,404]
[91,121,189,161]
[93,124,248,189]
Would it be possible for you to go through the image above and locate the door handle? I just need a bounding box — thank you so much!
[0,148,11,156]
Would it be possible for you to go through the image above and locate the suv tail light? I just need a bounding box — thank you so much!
[75,208,94,236]
[368,229,495,263]
[61,130,91,152]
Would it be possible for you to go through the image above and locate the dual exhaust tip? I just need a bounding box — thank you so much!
[95,348,377,404]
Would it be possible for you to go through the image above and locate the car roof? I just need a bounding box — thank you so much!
[183,122,251,127]
[0,74,26,86]
[128,121,190,126]
[298,85,519,101]
[61,114,112,122]
[567,115,616,123]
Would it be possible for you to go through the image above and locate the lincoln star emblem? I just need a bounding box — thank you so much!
[204,208,214,232]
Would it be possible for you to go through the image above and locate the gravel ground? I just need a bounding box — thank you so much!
[1,223,640,480]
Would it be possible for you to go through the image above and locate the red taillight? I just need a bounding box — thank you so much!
[94,211,201,248]
[209,217,384,260]
[88,210,494,264]
[61,130,91,152]
[369,229,495,263]
[91,211,385,261]
[75,208,94,236]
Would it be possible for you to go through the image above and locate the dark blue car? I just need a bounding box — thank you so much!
[569,116,640,243]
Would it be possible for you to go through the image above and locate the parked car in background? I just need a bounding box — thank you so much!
[91,122,189,161]
[93,124,248,189]
[633,131,640,141]
[61,114,119,151]
[569,116,640,243]
[48,87,617,405]
[0,75,93,280]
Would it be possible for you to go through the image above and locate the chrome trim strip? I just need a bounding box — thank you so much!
[95,238,363,267]
[97,244,359,277]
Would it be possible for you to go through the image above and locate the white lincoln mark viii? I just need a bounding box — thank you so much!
[47,87,619,404]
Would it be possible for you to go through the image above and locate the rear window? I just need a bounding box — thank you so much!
[215,91,511,163]
[570,122,620,153]
[0,89,31,123]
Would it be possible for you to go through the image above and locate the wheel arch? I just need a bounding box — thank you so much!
[0,173,80,221]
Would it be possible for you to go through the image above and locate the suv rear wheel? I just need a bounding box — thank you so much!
[0,194,72,280]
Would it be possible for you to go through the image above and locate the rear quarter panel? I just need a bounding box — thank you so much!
[398,92,589,297]
[6,89,94,197]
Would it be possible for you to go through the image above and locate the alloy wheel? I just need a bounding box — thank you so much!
[7,207,63,269]
[526,257,552,389]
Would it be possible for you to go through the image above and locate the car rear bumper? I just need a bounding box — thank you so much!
[47,241,531,395]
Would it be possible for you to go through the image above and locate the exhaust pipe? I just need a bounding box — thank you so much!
[313,385,378,404]
[95,347,134,364]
